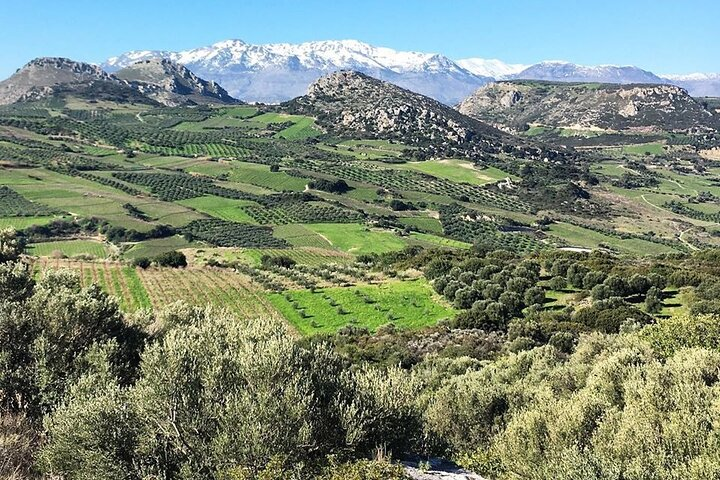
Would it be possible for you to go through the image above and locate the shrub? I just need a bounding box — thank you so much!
[153,250,187,268]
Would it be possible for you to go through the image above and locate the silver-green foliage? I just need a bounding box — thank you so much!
[40,306,424,478]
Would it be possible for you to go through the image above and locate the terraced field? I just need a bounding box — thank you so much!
[34,258,280,319]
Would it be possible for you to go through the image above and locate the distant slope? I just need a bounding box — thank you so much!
[114,58,241,105]
[662,73,720,98]
[103,39,492,105]
[0,57,155,106]
[457,80,717,133]
[510,61,668,85]
[284,71,563,161]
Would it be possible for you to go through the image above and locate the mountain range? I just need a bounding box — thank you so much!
[102,39,720,104]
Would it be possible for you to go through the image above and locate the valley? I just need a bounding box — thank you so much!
[2,42,720,479]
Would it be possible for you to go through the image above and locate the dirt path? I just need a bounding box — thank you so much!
[640,194,667,212]
[315,232,333,247]
[678,228,699,251]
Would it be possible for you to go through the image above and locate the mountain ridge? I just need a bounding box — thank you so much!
[457,80,718,133]
[103,39,720,103]
[0,57,240,107]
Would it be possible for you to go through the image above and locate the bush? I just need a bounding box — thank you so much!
[153,250,187,268]
[132,257,151,269]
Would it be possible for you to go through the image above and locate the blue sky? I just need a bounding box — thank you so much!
[1,0,718,78]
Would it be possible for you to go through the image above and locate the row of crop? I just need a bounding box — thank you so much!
[181,218,290,248]
[0,186,56,216]
[287,158,530,212]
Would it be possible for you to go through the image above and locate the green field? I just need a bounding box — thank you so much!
[273,224,335,248]
[548,222,679,255]
[397,160,513,185]
[28,239,108,258]
[0,216,59,229]
[275,116,320,139]
[409,232,472,249]
[304,223,408,255]
[177,196,259,223]
[122,236,196,259]
[621,143,665,156]
[268,279,455,335]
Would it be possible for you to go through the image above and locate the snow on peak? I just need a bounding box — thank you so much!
[456,58,528,78]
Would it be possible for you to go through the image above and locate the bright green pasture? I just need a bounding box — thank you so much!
[268,279,455,335]
[548,222,679,255]
[28,239,108,258]
[303,223,408,255]
[177,196,259,223]
[397,160,513,185]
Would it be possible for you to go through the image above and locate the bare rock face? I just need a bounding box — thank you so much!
[457,80,718,133]
[403,458,487,480]
[114,58,240,105]
[287,71,519,157]
[0,57,240,107]
[0,57,121,105]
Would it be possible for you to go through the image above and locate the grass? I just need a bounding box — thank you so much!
[548,222,679,255]
[273,224,335,248]
[398,217,444,234]
[28,239,108,258]
[397,160,513,185]
[122,236,196,259]
[409,232,472,249]
[33,259,279,319]
[621,143,665,156]
[177,196,259,224]
[0,216,59,229]
[268,279,455,335]
[303,223,408,255]
[275,116,320,139]
[227,162,309,191]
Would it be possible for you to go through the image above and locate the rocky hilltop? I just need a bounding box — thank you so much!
[0,57,151,105]
[0,57,240,107]
[457,81,717,133]
[286,71,570,161]
[114,58,239,106]
[286,71,503,156]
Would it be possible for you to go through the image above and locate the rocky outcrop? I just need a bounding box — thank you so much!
[286,71,570,161]
[457,81,717,133]
[0,57,240,107]
[114,58,240,105]
[0,57,128,105]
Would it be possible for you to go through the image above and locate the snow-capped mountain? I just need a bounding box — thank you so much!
[104,39,492,104]
[456,58,528,78]
[661,73,720,97]
[509,61,668,84]
[104,40,720,103]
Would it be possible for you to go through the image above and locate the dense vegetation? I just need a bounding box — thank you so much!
[2,76,720,478]
[5,226,720,479]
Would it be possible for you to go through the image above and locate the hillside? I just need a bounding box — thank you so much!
[457,80,718,133]
[114,58,240,106]
[285,71,559,161]
[0,57,155,106]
